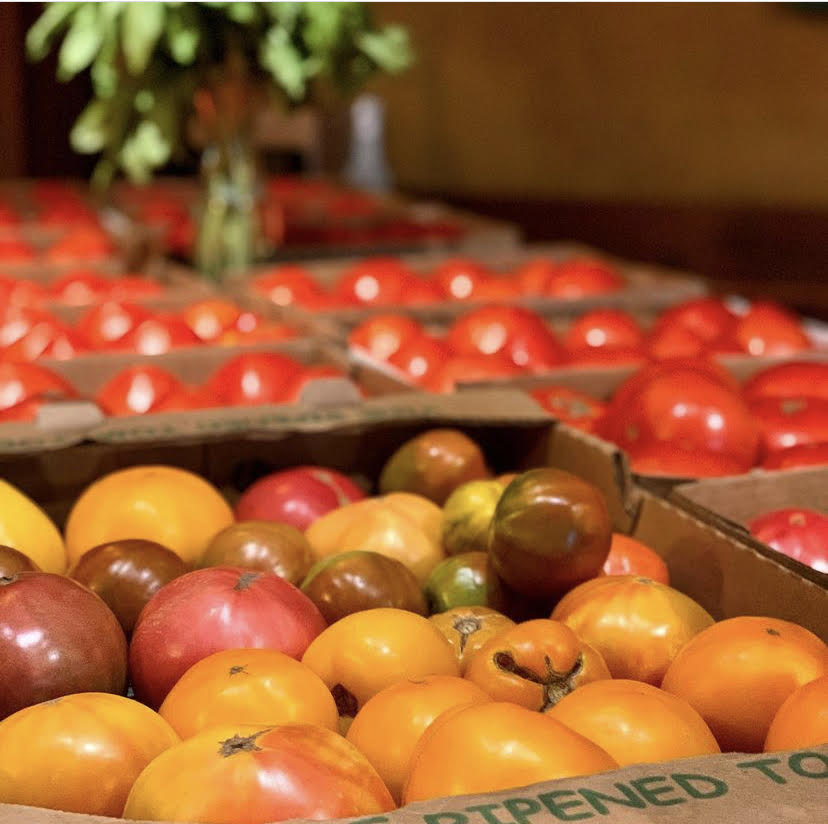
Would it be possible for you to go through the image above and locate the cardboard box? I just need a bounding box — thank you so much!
[0,389,825,824]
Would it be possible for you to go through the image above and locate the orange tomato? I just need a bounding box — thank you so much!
[301,608,460,717]
[159,648,338,738]
[551,575,714,685]
[0,692,179,816]
[346,675,491,802]
[764,675,828,752]
[602,533,670,584]
[123,723,395,823]
[548,679,720,766]
[429,606,515,673]
[464,619,611,711]
[662,616,828,753]
[402,702,617,803]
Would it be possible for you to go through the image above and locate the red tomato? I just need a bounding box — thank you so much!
[45,228,114,262]
[1,320,90,362]
[116,315,201,356]
[95,366,183,416]
[150,385,219,413]
[762,442,828,470]
[601,533,670,584]
[387,335,453,386]
[110,276,165,301]
[0,276,49,309]
[469,276,523,302]
[49,270,114,305]
[432,258,491,301]
[650,298,737,348]
[76,301,153,348]
[742,361,828,403]
[529,385,607,433]
[252,266,325,307]
[750,396,828,456]
[0,306,60,348]
[181,299,242,342]
[423,354,524,393]
[333,258,415,306]
[205,353,305,406]
[402,277,443,305]
[0,362,76,417]
[545,258,624,297]
[626,443,750,478]
[348,314,424,362]
[748,508,828,574]
[734,302,811,356]
[564,309,645,352]
[514,258,559,295]
[647,323,709,361]
[565,346,648,368]
[0,238,35,262]
[129,567,327,709]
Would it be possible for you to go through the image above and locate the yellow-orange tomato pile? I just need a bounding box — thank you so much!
[0,428,826,824]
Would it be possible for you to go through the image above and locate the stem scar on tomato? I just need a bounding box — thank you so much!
[453,615,483,654]
[228,665,248,676]
[766,628,782,636]
[218,729,270,757]
[493,650,585,711]
[234,571,262,591]
[331,683,359,717]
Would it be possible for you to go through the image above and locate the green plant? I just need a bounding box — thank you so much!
[27,2,412,188]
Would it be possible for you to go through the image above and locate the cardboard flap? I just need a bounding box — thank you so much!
[34,402,104,431]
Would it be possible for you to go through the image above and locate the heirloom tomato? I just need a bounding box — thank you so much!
[601,533,670,583]
[661,616,828,752]
[0,545,39,576]
[529,385,607,433]
[764,675,828,752]
[123,723,395,824]
[748,507,828,573]
[429,606,515,673]
[742,361,828,402]
[387,335,453,386]
[551,575,714,685]
[402,702,617,803]
[548,679,720,766]
[0,692,179,816]
[424,551,491,612]
[346,675,491,803]
[750,396,828,456]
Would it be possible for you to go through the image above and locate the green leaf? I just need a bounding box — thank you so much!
[70,99,109,154]
[120,119,171,183]
[227,2,259,24]
[268,2,302,31]
[26,2,80,61]
[357,25,413,74]
[166,5,201,65]
[122,2,166,75]
[302,2,346,55]
[260,25,307,101]
[56,4,104,81]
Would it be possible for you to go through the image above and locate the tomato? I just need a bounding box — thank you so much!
[514,257,559,294]
[68,539,188,635]
[565,346,648,368]
[466,276,522,302]
[45,228,115,262]
[123,723,395,823]
[551,575,715,685]
[626,443,752,478]
[0,276,49,308]
[602,533,670,584]
[545,258,624,297]
[422,353,525,393]
[333,257,416,306]
[0,572,128,719]
[0,238,34,262]
[159,648,338,738]
[0,361,77,416]
[751,396,828,456]
[205,352,304,406]
[116,315,201,355]
[49,270,114,305]
[0,692,179,816]
[402,702,617,803]
[130,567,327,709]
[747,508,828,574]
[489,468,612,599]
[761,442,828,470]
[598,365,760,471]
[465,619,611,711]
[548,679,720,766]
[743,361,828,402]
[650,298,737,349]
[0,306,60,348]
[429,606,515,673]
[646,323,710,361]
[181,298,242,342]
[433,257,491,300]
[764,675,828,752]
[348,314,424,362]
[95,365,184,416]
[387,335,453,386]
[1,320,90,362]
[252,265,325,307]
[0,546,39,577]
[110,275,166,301]
[76,301,153,348]
[529,385,607,433]
[150,385,219,412]
[661,616,828,752]
[301,607,459,717]
[347,676,491,803]
[402,276,443,305]
[734,302,811,356]
[424,551,490,612]
[564,309,645,352]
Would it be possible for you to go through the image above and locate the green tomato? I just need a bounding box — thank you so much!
[424,551,490,613]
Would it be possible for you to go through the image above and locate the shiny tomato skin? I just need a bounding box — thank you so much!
[661,616,828,753]
[159,648,339,738]
[764,675,828,752]
[95,365,184,416]
[734,302,811,356]
[205,353,304,406]
[742,361,828,402]
[76,301,153,348]
[551,575,715,685]
[348,314,424,362]
[387,335,453,386]
[529,385,607,433]
[646,323,709,361]
[48,270,114,305]
[129,567,327,709]
[123,723,395,824]
[402,702,617,803]
[650,298,737,347]
[0,361,77,412]
[346,675,491,803]
[548,679,720,766]
[0,546,40,577]
[544,258,624,297]
[445,306,553,359]
[601,533,670,584]
[761,442,828,470]
[116,315,201,355]
[252,266,325,308]
[0,692,179,816]
[627,443,751,478]
[747,507,828,574]
[181,299,241,342]
[1,320,90,362]
[750,396,828,456]
[429,606,516,673]
[334,258,415,306]
[422,354,524,393]
[433,257,491,301]
[564,309,645,352]
[0,306,62,348]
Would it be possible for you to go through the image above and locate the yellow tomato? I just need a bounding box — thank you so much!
[429,606,515,673]
[159,648,338,738]
[346,675,491,803]
[0,478,65,573]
